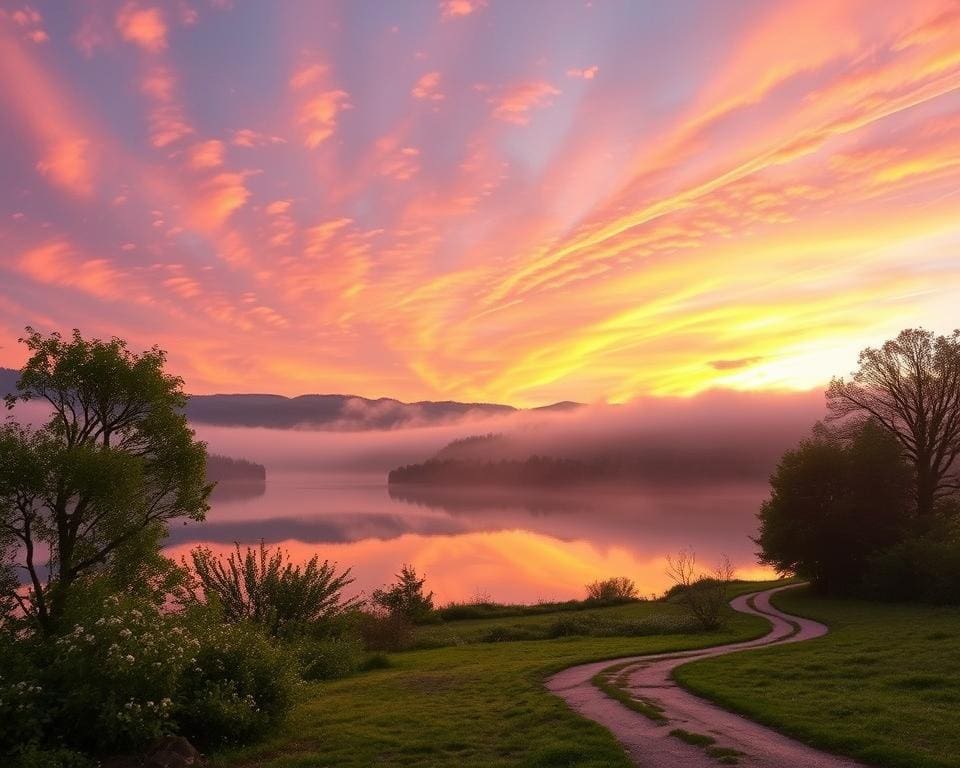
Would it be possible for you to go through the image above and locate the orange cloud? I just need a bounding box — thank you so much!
[16,241,128,300]
[486,80,561,124]
[190,171,251,228]
[299,90,351,148]
[116,3,167,52]
[412,71,444,101]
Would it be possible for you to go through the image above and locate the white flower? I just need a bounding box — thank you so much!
[119,628,132,639]
[124,654,135,663]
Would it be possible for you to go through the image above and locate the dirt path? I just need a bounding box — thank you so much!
[546,585,867,768]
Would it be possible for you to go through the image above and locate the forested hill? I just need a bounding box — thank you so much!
[0,368,581,431]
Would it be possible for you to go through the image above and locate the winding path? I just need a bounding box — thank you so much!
[546,584,867,768]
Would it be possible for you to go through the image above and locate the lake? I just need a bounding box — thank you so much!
[166,468,775,605]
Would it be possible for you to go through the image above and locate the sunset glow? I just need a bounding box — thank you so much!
[2,1,959,404]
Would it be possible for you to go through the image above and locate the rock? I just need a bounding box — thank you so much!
[143,736,204,768]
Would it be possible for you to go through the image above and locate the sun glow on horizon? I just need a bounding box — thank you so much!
[1,1,959,406]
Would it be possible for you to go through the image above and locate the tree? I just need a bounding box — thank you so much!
[184,542,361,637]
[371,564,434,622]
[0,328,210,632]
[827,328,960,520]
[756,421,913,592]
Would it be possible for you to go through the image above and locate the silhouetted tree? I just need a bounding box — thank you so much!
[827,328,960,520]
[756,421,913,593]
[372,564,434,622]
[585,576,638,602]
[0,328,210,632]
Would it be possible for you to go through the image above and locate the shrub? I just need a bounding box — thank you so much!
[0,634,47,755]
[862,531,960,604]
[9,747,94,768]
[585,577,638,602]
[175,622,296,748]
[371,564,434,623]
[183,542,361,638]
[666,551,733,630]
[42,593,194,753]
[358,610,413,652]
[547,616,591,638]
[359,653,392,671]
[297,635,364,681]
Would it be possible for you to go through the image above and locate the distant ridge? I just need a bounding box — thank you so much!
[0,367,582,431]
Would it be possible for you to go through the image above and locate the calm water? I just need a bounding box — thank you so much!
[167,469,774,604]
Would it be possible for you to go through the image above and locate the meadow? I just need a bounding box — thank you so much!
[211,586,780,768]
[676,586,960,768]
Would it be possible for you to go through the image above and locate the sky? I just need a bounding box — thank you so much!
[0,0,958,406]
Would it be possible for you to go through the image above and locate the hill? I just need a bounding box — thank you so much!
[0,368,582,431]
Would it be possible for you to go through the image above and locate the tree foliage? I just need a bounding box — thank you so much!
[0,328,210,632]
[756,420,914,593]
[184,542,360,637]
[371,564,434,622]
[827,328,960,519]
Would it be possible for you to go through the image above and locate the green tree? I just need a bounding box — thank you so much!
[756,421,913,593]
[0,328,210,632]
[827,328,960,520]
[372,564,434,622]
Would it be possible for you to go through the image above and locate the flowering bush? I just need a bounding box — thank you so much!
[0,634,48,753]
[1,588,297,762]
[45,593,196,752]
[175,622,297,748]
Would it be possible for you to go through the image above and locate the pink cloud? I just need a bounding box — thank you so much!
[116,3,167,52]
[35,138,94,197]
[567,65,599,80]
[412,71,444,101]
[149,104,193,147]
[378,143,421,181]
[231,128,284,147]
[289,63,327,90]
[186,139,226,169]
[486,81,561,125]
[265,199,292,216]
[440,0,486,19]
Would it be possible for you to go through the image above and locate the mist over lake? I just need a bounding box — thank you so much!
[176,409,793,602]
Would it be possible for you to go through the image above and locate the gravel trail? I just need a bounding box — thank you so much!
[546,584,867,768]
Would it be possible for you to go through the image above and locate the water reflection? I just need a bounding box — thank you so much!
[168,471,774,603]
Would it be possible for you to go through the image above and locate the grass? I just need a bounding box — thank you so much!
[675,586,960,768]
[211,582,784,768]
[591,661,668,723]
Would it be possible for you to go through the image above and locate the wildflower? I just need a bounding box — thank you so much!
[124,654,135,663]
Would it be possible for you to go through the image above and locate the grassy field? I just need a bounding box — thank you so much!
[675,586,960,768]
[212,582,782,768]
